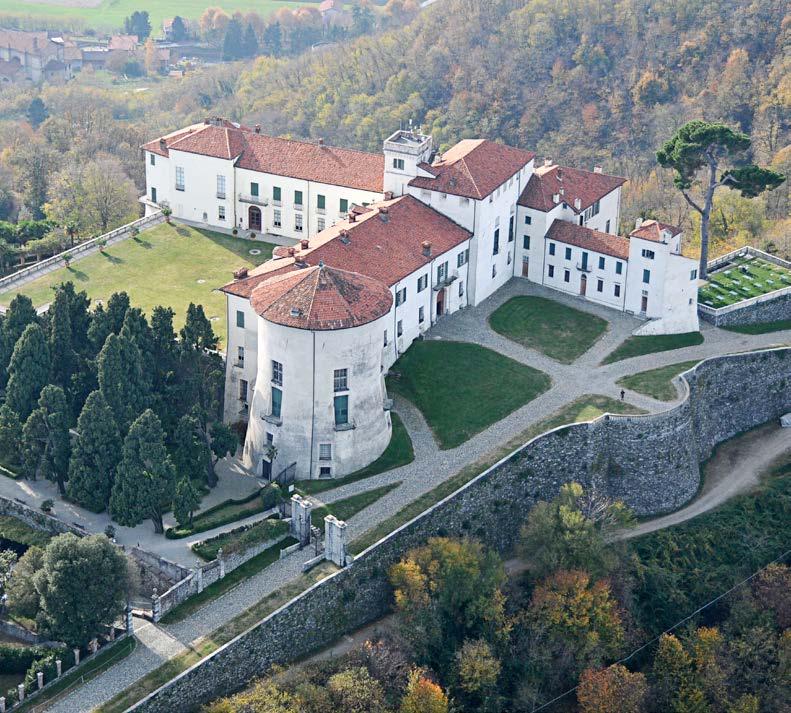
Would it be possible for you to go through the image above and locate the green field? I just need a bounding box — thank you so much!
[0,223,273,347]
[0,1,315,33]
[699,255,791,308]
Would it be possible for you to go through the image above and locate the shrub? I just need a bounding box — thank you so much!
[40,499,53,513]
[104,525,116,539]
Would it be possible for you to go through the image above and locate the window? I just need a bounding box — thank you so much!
[615,261,623,275]
[597,279,603,292]
[548,264,555,278]
[175,166,185,191]
[565,246,572,260]
[383,329,388,346]
[218,205,226,221]
[271,387,282,418]
[216,175,226,199]
[605,219,610,233]
[642,269,651,284]
[461,197,470,205]
[237,346,244,365]
[294,190,303,207]
[251,182,259,197]
[583,199,601,222]
[151,187,157,203]
[319,466,332,478]
[437,262,448,283]
[564,269,570,283]
[549,242,556,256]
[492,264,497,278]
[271,360,283,386]
[598,256,605,270]
[317,194,326,211]
[493,228,500,255]
[239,379,248,402]
[295,214,303,232]
[459,281,464,297]
[417,274,428,292]
[149,153,156,166]
[418,306,425,323]
[319,444,332,461]
[457,250,469,267]
[236,310,245,328]
[395,287,407,306]
[523,235,530,250]
[524,215,532,225]
[508,216,515,242]
[333,368,348,392]
[273,210,282,228]
[397,319,403,337]
[614,284,621,297]
[267,432,274,445]
[393,158,405,170]
[334,395,349,426]
[690,269,698,280]
[339,198,348,214]
[273,186,282,203]
[581,251,589,270]
[641,249,655,259]
[317,218,325,232]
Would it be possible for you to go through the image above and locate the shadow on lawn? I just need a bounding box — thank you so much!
[66,266,89,281]
[133,237,153,249]
[101,251,124,264]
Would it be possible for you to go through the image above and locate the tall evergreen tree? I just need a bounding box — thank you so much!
[173,476,200,528]
[6,324,50,421]
[25,98,48,129]
[262,22,282,57]
[170,15,188,42]
[124,10,151,40]
[97,333,148,434]
[172,413,211,483]
[243,23,259,57]
[48,287,74,392]
[87,292,129,354]
[207,421,238,485]
[110,409,175,534]
[222,18,245,61]
[0,404,22,466]
[21,385,70,493]
[180,302,217,352]
[1,294,37,385]
[120,307,156,389]
[67,390,121,512]
[56,282,91,354]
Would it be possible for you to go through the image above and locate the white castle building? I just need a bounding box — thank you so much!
[143,119,699,482]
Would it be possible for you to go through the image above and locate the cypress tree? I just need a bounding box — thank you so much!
[97,333,148,434]
[6,323,50,421]
[180,303,217,352]
[172,413,211,483]
[1,294,37,385]
[242,23,259,57]
[49,287,74,391]
[0,403,22,466]
[173,476,201,528]
[222,18,244,61]
[21,385,70,493]
[110,409,175,534]
[57,282,91,354]
[67,390,121,512]
[120,307,155,389]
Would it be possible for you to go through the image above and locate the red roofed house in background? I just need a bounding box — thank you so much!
[141,120,699,482]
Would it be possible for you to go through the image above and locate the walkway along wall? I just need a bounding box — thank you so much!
[131,347,791,713]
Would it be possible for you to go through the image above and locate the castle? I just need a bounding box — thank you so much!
[143,119,699,482]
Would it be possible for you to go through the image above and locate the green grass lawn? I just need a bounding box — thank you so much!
[616,360,701,401]
[387,341,551,449]
[297,413,414,495]
[310,483,401,529]
[699,255,791,308]
[0,0,316,32]
[0,223,272,348]
[724,319,791,334]
[488,295,608,363]
[601,331,704,364]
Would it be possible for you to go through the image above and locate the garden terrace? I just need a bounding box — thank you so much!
[699,254,791,308]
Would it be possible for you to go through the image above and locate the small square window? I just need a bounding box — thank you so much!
[641,249,655,259]
[319,466,332,478]
[319,444,332,461]
[393,158,405,170]
[524,215,532,225]
[218,205,226,221]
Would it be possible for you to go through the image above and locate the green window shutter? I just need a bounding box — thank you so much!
[273,186,281,201]
[317,194,326,210]
[334,395,349,425]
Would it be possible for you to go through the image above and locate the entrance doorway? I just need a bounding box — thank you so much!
[249,206,262,232]
[641,295,648,313]
[436,289,444,317]
[522,257,529,277]
[261,459,271,481]
[580,274,587,296]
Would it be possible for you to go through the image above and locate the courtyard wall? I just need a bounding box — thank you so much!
[130,347,791,713]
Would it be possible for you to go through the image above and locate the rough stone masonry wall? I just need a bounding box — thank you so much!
[700,291,791,327]
[131,348,791,713]
[0,496,83,538]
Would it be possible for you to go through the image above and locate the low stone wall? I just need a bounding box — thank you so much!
[0,496,83,538]
[131,348,791,713]
[699,290,791,327]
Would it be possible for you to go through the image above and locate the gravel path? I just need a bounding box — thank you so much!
[46,279,791,712]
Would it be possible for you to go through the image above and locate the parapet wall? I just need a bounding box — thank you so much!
[131,348,791,713]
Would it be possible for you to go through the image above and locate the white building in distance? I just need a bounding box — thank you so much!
[143,120,700,481]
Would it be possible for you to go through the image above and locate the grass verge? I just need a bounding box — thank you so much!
[601,331,704,364]
[387,341,551,449]
[192,518,289,562]
[309,483,401,529]
[724,319,791,334]
[616,360,701,401]
[349,395,644,555]
[159,536,298,624]
[97,563,337,713]
[297,414,414,495]
[488,295,609,363]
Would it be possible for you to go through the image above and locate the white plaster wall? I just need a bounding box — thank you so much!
[222,294,260,424]
[167,150,234,226]
[625,236,669,318]
[406,185,477,231]
[244,315,391,481]
[582,187,621,234]
[634,252,700,335]
[144,151,170,207]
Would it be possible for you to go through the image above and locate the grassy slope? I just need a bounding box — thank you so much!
[617,360,701,401]
[387,341,551,449]
[601,331,704,365]
[0,223,272,347]
[310,483,401,529]
[488,295,608,363]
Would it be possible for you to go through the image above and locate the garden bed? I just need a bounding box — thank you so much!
[699,254,791,308]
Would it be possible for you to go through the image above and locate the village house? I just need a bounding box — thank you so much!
[0,29,72,83]
[143,121,700,482]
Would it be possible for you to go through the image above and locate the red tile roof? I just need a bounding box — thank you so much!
[142,121,384,192]
[250,264,392,331]
[546,220,630,260]
[108,35,138,51]
[518,164,625,213]
[409,139,535,200]
[629,219,681,243]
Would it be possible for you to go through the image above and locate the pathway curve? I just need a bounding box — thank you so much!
[45,279,791,712]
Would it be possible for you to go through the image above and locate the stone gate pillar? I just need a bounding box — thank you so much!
[290,495,313,547]
[324,515,348,568]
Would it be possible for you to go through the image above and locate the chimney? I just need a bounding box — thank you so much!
[159,138,166,149]
[349,212,356,223]
[552,193,560,204]
[544,157,552,167]
[288,247,296,257]
[233,267,248,280]
[593,166,602,174]
[254,124,261,134]
[379,206,389,223]
[635,217,643,231]
[422,241,432,257]
[574,198,582,211]
[300,239,309,250]
[340,229,350,244]
[384,191,394,201]
[559,187,565,196]
[557,168,563,181]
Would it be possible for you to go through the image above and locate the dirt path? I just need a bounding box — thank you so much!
[621,422,791,540]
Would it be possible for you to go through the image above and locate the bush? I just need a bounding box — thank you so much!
[0,644,45,674]
[104,524,116,539]
[40,499,53,513]
[23,646,76,693]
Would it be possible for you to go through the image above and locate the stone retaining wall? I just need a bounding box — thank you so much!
[131,348,791,713]
[0,497,83,538]
[699,291,791,327]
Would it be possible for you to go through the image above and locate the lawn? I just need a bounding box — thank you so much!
[310,483,401,529]
[617,360,701,401]
[350,394,644,554]
[192,517,289,561]
[0,223,272,348]
[297,413,414,495]
[698,255,791,308]
[0,1,316,32]
[725,319,791,335]
[489,295,609,363]
[387,341,551,449]
[601,331,704,364]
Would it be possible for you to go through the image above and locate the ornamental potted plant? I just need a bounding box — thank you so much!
[98,239,107,253]
[161,206,172,224]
